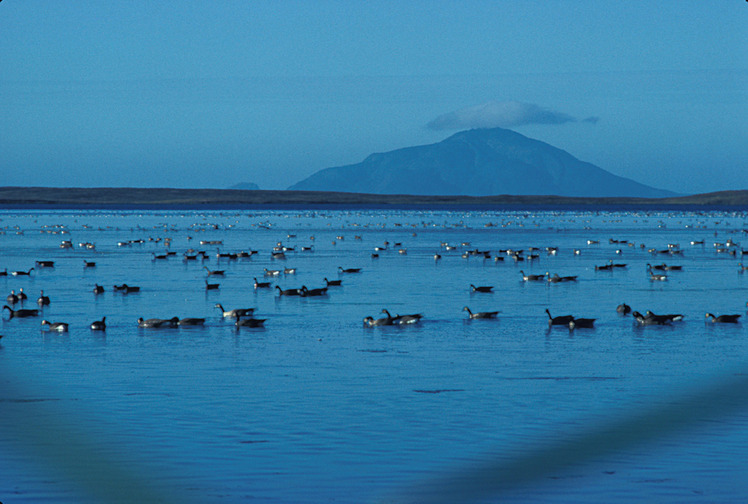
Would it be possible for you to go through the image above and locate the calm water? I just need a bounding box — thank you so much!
[1,207,748,503]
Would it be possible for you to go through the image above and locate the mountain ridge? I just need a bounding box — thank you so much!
[289,127,675,198]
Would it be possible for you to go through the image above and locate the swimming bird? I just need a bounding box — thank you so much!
[6,290,19,305]
[363,314,393,327]
[546,309,574,326]
[93,284,105,295]
[520,270,545,282]
[616,303,632,315]
[35,260,55,268]
[463,306,499,319]
[275,285,302,296]
[11,268,34,276]
[253,277,272,289]
[214,304,254,318]
[632,311,671,325]
[646,265,668,281]
[137,317,179,328]
[300,286,328,297]
[382,309,423,325]
[595,262,614,271]
[205,279,220,290]
[338,267,361,273]
[41,320,68,332]
[470,284,494,293]
[705,313,741,323]
[645,310,683,323]
[3,305,40,318]
[204,266,225,276]
[178,317,206,326]
[84,260,96,268]
[324,277,342,286]
[90,317,106,331]
[36,290,50,306]
[283,267,297,275]
[568,317,596,329]
[235,316,266,327]
[546,273,577,283]
[113,284,140,293]
[264,268,281,277]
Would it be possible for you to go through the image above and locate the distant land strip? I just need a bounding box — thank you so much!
[0,187,747,208]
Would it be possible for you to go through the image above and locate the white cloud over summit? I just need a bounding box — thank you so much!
[426,101,598,130]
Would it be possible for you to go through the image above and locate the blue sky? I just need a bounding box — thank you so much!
[1,1,745,194]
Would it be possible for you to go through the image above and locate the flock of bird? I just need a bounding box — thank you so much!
[2,219,748,337]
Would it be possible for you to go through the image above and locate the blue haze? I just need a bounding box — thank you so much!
[0,2,746,194]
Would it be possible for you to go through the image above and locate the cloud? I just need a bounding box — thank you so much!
[426,101,596,130]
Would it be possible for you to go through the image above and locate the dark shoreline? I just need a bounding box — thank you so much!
[1,186,747,209]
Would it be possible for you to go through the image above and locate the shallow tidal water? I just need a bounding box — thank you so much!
[1,207,748,503]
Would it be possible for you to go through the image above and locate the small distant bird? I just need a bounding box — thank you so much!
[568,317,596,329]
[463,306,499,319]
[705,313,741,324]
[41,320,69,332]
[470,284,493,293]
[90,317,106,331]
[546,309,573,326]
[37,290,50,306]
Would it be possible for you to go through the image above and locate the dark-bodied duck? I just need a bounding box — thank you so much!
[338,267,361,273]
[520,270,545,282]
[616,303,632,315]
[463,306,499,319]
[546,272,578,283]
[203,266,225,276]
[645,310,683,323]
[93,284,105,295]
[215,304,254,318]
[646,265,668,281]
[253,277,272,289]
[113,284,140,293]
[546,309,574,326]
[6,290,19,305]
[632,311,670,325]
[324,277,342,286]
[41,320,68,332]
[3,305,39,318]
[178,317,206,326]
[90,317,106,331]
[275,285,302,296]
[705,313,741,323]
[235,316,266,328]
[470,284,493,293]
[137,317,179,328]
[363,313,394,327]
[382,309,422,325]
[569,317,596,329]
[37,290,50,306]
[300,286,328,297]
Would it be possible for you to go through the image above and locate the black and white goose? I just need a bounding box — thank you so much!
[463,306,499,319]
[215,304,254,318]
[705,313,741,323]
[37,290,50,306]
[41,320,68,332]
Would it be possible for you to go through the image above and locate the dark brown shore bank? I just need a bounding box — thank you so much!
[1,187,747,208]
